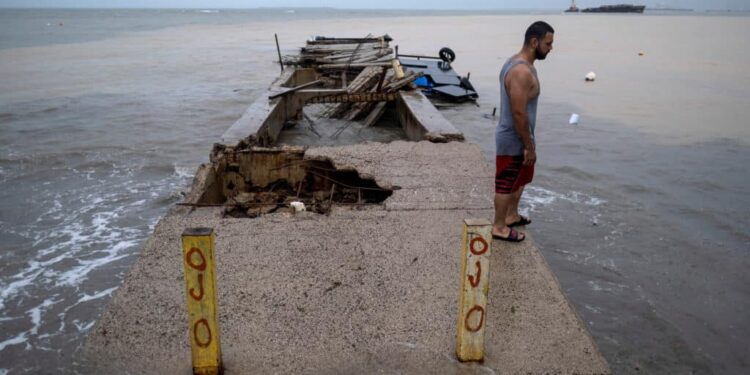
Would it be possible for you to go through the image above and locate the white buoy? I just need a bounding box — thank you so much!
[585,72,596,82]
[569,113,580,125]
[290,201,306,213]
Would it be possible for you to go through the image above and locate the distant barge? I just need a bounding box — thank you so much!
[581,4,646,13]
[565,0,580,12]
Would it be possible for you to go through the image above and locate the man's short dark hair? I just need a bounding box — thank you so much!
[524,21,554,45]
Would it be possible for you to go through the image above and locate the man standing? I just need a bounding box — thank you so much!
[493,21,554,242]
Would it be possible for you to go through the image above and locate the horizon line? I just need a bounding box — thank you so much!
[0,6,557,10]
[1,6,746,12]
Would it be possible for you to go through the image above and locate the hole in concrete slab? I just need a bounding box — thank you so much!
[196,145,392,218]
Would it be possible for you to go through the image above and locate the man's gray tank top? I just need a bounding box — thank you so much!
[496,57,539,156]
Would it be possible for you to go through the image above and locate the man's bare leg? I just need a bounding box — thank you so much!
[493,192,525,240]
[505,186,524,225]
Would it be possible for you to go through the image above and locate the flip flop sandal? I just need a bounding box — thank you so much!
[492,228,525,242]
[508,215,532,227]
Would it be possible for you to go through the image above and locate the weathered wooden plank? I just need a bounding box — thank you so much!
[456,219,492,362]
[307,36,391,44]
[318,62,392,69]
[362,101,388,126]
[383,71,422,92]
[301,43,384,53]
[347,66,381,92]
[372,55,395,63]
[352,53,392,64]
[322,48,392,62]
[325,66,382,118]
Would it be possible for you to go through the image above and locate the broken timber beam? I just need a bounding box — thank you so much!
[384,71,423,92]
[318,62,392,69]
[310,36,392,44]
[325,66,383,118]
[301,43,384,53]
[362,101,388,127]
[268,80,323,100]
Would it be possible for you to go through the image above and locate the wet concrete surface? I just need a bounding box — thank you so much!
[78,141,610,374]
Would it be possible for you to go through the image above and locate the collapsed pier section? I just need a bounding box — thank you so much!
[183,144,394,218]
[221,35,465,147]
[195,35,467,220]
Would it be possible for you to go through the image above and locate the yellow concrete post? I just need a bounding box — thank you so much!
[456,218,492,362]
[181,227,222,375]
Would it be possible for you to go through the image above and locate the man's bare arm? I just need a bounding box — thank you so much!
[505,65,536,166]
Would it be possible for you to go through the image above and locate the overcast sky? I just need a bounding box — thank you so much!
[0,1,746,11]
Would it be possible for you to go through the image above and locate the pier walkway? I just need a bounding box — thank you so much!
[80,141,610,374]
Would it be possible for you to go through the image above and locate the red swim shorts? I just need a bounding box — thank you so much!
[495,155,534,194]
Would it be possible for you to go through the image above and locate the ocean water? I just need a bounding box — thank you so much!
[0,8,748,375]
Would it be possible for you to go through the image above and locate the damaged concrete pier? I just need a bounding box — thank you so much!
[80,142,610,374]
[80,35,610,374]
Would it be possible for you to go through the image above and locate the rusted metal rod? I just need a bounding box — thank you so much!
[308,171,390,192]
[329,184,336,205]
[275,33,284,72]
[306,91,399,104]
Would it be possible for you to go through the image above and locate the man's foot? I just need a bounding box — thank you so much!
[492,227,525,242]
[507,215,532,227]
